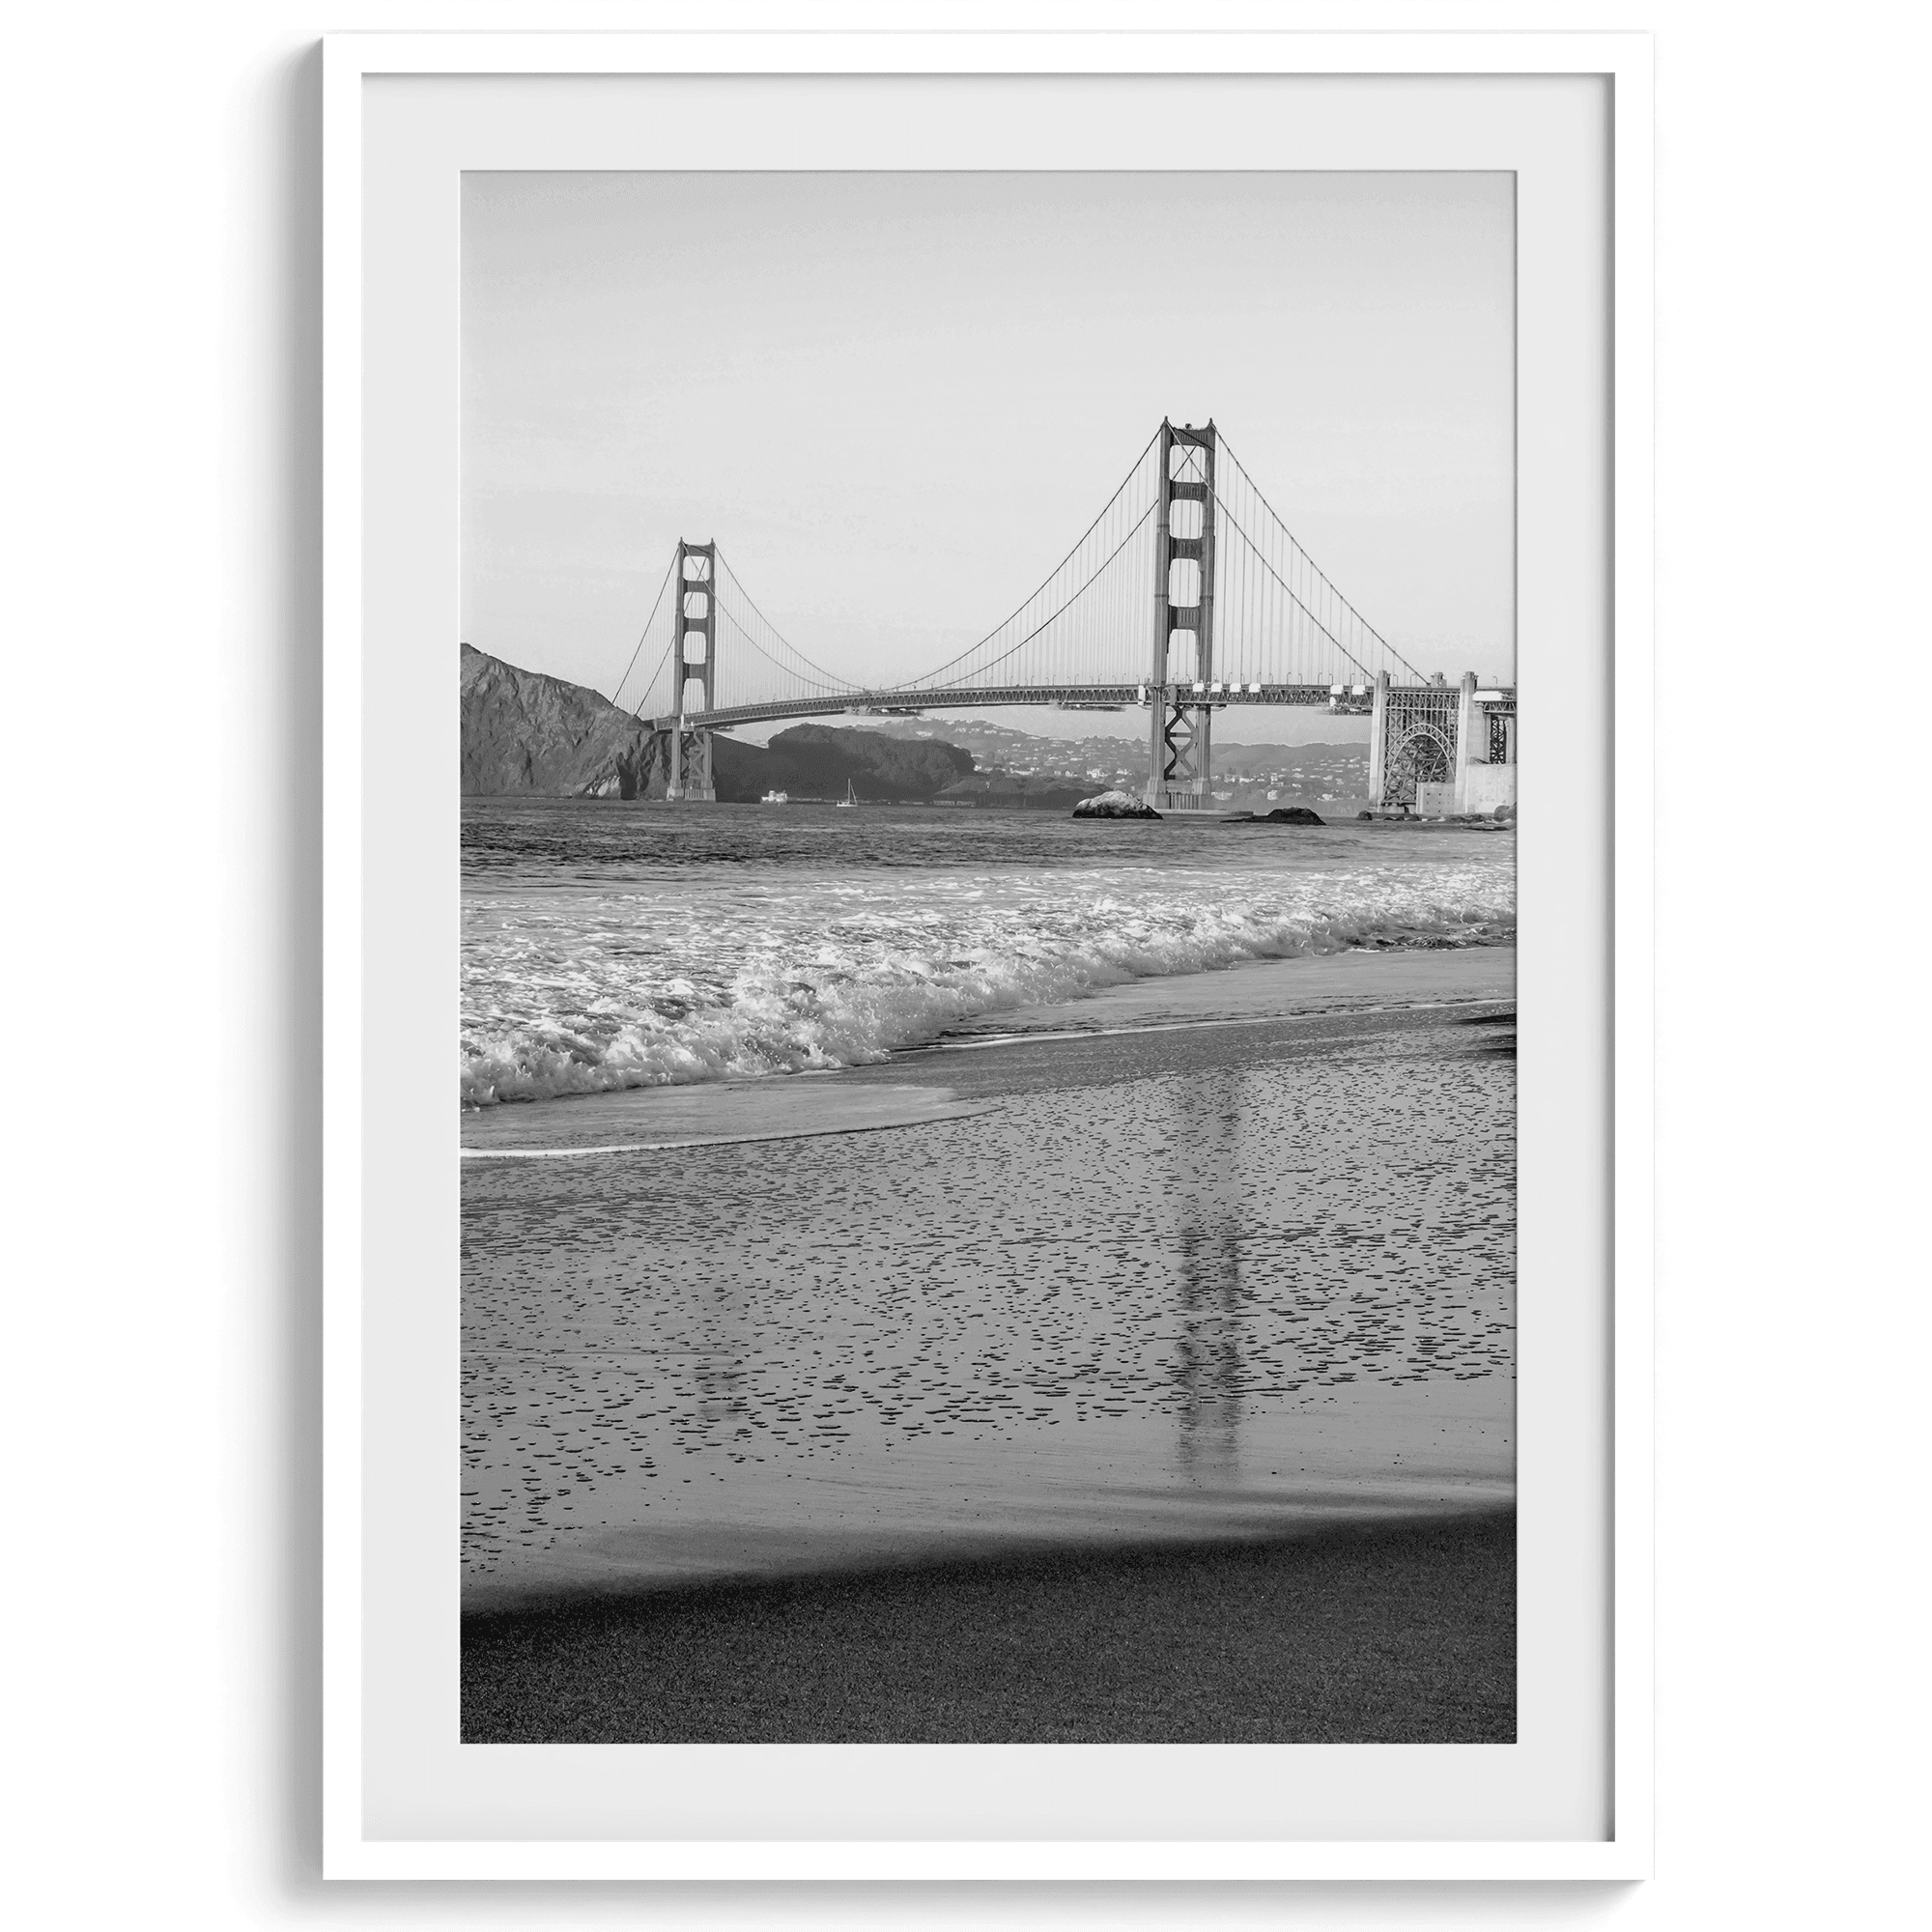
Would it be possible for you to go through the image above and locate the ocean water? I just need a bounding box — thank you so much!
[461,802,1516,1109]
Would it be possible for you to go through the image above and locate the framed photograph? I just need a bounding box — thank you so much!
[323,26,1653,1880]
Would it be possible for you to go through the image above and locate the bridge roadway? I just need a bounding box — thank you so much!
[648,680,1374,733]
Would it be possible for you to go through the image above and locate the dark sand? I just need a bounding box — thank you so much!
[462,1510,1514,1745]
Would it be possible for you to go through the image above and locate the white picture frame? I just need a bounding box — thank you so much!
[323,26,1654,1881]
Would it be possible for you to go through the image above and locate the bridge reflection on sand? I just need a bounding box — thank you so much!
[1169,1063,1250,1489]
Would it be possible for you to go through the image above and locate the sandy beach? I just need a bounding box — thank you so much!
[460,941,1515,1739]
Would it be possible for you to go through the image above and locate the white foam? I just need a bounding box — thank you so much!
[461,860,1513,1108]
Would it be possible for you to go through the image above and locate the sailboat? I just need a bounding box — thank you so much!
[837,780,860,810]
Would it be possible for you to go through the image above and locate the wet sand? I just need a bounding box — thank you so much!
[462,1077,988,1159]
[460,946,1515,1742]
[926,943,1516,1047]
[462,948,1515,1621]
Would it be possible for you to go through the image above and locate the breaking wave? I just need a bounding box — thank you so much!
[461,867,1513,1108]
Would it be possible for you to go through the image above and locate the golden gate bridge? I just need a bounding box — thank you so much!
[611,420,1517,813]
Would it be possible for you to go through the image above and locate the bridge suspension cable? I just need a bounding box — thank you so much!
[1212,432,1428,685]
[1207,491,1378,686]
[611,554,677,715]
[897,426,1165,694]
[713,549,862,702]
[620,417,1433,725]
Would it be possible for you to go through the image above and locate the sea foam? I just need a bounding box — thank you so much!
[461,860,1514,1108]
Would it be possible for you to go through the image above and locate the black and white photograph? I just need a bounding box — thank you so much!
[456,169,1520,1745]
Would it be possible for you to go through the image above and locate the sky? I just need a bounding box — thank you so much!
[462,171,1515,735]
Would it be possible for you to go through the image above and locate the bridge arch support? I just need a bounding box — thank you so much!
[1370,669,1519,811]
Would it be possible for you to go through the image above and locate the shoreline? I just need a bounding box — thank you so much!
[461,943,1516,1154]
[915,942,1515,1046]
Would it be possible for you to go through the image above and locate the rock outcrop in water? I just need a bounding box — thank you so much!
[1264,806,1326,825]
[1071,788,1162,820]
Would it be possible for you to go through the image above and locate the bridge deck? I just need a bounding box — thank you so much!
[650,683,1376,732]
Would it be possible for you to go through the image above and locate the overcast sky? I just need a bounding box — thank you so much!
[463,171,1514,737]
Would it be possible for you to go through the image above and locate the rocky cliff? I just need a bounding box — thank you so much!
[460,644,978,803]
[461,643,658,798]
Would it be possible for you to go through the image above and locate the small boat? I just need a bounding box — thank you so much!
[760,789,789,805]
[836,780,860,810]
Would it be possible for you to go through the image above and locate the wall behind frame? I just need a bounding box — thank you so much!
[2,2,1924,1925]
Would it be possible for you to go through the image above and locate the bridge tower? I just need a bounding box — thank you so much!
[1144,420,1218,811]
[664,539,717,802]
